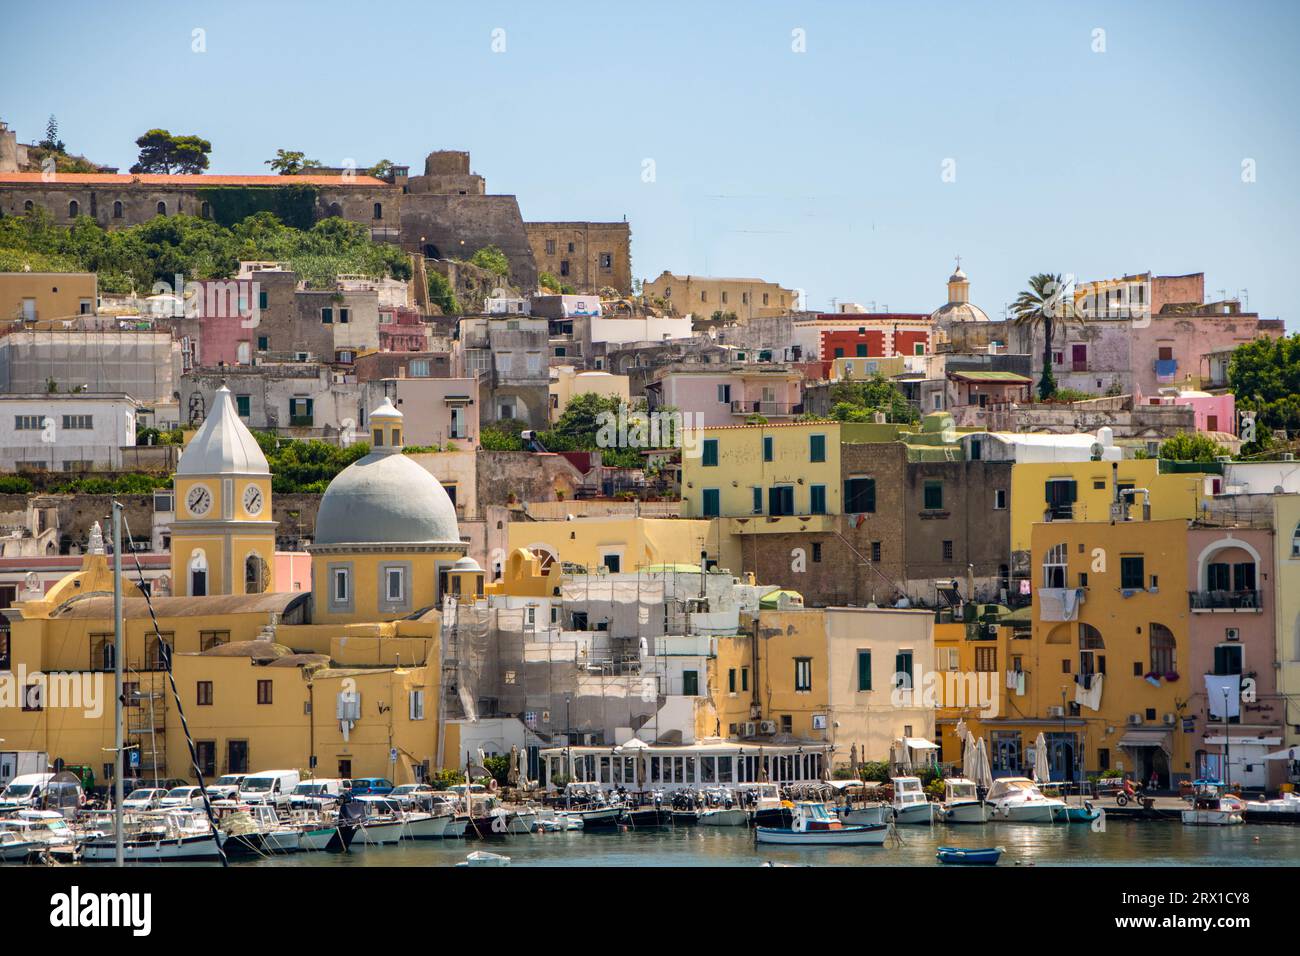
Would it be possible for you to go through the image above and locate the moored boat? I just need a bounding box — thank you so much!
[890,776,934,825]
[939,778,989,824]
[986,777,1066,823]
[698,806,749,827]
[936,845,1002,865]
[1182,782,1244,826]
[756,801,887,846]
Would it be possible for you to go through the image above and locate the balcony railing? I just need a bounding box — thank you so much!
[1189,590,1263,612]
[730,400,803,416]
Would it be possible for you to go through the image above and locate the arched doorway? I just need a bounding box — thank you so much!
[423,243,441,260]
[244,553,268,594]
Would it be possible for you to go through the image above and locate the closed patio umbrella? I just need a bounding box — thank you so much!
[849,743,860,779]
[955,719,968,765]
[973,737,994,791]
[507,745,520,787]
[1033,732,1051,784]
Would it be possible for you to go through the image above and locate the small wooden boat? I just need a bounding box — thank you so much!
[1182,782,1244,826]
[698,806,749,827]
[936,845,1002,865]
[756,802,887,846]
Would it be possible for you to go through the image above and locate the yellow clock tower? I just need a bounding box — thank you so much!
[170,385,277,596]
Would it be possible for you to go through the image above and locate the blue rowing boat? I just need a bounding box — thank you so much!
[936,846,1002,865]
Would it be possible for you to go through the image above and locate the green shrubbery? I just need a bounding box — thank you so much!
[0,207,410,293]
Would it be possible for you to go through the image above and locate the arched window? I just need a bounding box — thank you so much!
[327,202,342,218]
[24,200,34,212]
[156,201,167,215]
[1149,623,1177,675]
[200,201,211,219]
[113,200,123,218]
[68,200,79,217]
[372,202,383,220]
[1042,543,1068,588]
[245,554,267,594]
[189,549,208,597]
[1079,622,1105,678]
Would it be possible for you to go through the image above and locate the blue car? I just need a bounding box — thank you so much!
[346,777,394,797]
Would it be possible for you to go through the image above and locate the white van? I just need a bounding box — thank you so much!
[0,773,56,810]
[238,770,301,808]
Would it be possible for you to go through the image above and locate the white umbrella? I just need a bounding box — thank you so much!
[964,730,978,776]
[955,719,968,764]
[973,738,993,791]
[1032,732,1050,784]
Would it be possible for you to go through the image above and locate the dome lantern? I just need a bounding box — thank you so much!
[367,396,403,455]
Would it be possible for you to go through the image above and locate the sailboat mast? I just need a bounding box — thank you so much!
[112,501,125,867]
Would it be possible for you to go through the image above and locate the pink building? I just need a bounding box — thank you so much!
[192,278,258,367]
[650,366,804,426]
[1140,389,1236,436]
[378,306,430,352]
[364,377,479,447]
[1186,524,1283,790]
[1129,302,1283,397]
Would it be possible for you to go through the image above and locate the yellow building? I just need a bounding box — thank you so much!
[707,608,829,745]
[642,270,796,321]
[824,607,936,767]
[1023,516,1192,785]
[506,515,711,575]
[549,366,630,423]
[1274,494,1300,745]
[0,271,96,322]
[0,395,474,785]
[683,421,842,519]
[1010,458,1209,557]
[170,385,277,597]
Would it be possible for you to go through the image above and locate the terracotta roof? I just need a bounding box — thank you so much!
[699,420,839,431]
[0,172,388,187]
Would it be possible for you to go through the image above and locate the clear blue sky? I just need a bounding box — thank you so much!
[3,0,1297,325]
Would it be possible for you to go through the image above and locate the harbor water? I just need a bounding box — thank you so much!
[221,820,1300,868]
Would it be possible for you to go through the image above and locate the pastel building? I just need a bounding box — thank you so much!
[651,366,804,427]
[1185,523,1282,789]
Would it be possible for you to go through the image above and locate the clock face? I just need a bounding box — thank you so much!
[186,484,213,517]
[243,484,264,516]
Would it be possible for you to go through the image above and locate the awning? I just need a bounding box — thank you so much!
[904,737,939,750]
[1264,746,1300,761]
[1118,729,1171,755]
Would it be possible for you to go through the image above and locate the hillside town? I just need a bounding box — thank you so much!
[1,116,1299,864]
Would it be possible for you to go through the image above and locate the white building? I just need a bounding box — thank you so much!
[0,393,138,472]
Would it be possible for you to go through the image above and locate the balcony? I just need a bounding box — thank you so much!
[730,400,803,417]
[1189,590,1263,612]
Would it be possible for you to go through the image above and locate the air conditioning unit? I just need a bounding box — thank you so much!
[1163,713,1177,726]
[1047,705,1065,718]
[758,720,777,735]
[1127,713,1143,726]
[1225,627,1240,642]
[742,721,757,737]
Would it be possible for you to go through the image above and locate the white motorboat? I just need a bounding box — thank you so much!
[1182,783,1244,826]
[457,850,511,867]
[698,806,750,826]
[756,801,887,846]
[219,803,301,855]
[839,803,890,826]
[1244,791,1300,819]
[985,777,1066,823]
[443,816,470,838]
[352,796,408,845]
[402,811,451,839]
[0,811,82,861]
[82,809,226,862]
[940,778,990,824]
[890,776,934,825]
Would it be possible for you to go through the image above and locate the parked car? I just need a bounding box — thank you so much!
[122,788,168,811]
[288,779,349,811]
[345,777,394,797]
[389,783,436,808]
[159,786,205,809]
[208,774,247,801]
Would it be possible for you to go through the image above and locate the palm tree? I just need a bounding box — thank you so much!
[1012,273,1077,401]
